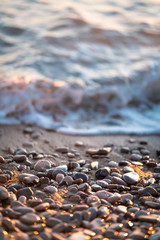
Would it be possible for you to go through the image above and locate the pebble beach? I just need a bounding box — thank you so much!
[0,125,160,240]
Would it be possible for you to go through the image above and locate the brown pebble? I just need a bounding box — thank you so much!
[34,202,50,211]
[0,186,9,200]
[20,213,40,225]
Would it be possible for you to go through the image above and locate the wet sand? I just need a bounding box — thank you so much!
[0,124,160,167]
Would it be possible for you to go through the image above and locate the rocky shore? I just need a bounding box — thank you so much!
[0,125,160,240]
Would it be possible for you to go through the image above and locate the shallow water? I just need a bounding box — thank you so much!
[0,0,160,134]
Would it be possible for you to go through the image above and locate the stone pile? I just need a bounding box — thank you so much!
[0,141,160,239]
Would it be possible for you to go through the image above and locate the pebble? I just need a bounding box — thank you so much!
[73,173,88,183]
[108,161,119,168]
[107,193,121,204]
[121,147,130,154]
[75,141,84,147]
[16,187,33,199]
[34,160,51,172]
[46,217,62,227]
[130,153,142,161]
[123,166,134,173]
[96,190,113,200]
[111,176,127,186]
[13,155,28,163]
[0,186,9,200]
[137,214,160,223]
[55,146,69,153]
[20,213,40,225]
[68,232,89,240]
[0,175,8,184]
[56,173,64,183]
[21,174,39,185]
[123,172,139,185]
[34,202,50,211]
[95,167,110,179]
[119,161,130,166]
[0,156,5,163]
[150,230,160,240]
[56,165,68,172]
[44,186,57,194]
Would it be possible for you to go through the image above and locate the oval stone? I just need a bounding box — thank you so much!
[123,172,139,185]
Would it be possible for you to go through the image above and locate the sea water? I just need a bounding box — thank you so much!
[0,0,160,134]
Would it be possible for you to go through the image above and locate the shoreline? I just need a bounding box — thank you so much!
[0,124,160,168]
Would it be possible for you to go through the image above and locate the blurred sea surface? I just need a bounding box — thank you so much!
[0,0,160,134]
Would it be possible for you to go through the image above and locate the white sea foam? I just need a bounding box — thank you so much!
[0,0,160,134]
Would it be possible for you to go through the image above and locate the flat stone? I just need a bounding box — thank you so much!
[34,202,50,211]
[74,173,88,183]
[138,186,159,197]
[13,155,28,163]
[116,205,127,214]
[119,161,130,166]
[121,147,130,154]
[121,193,133,201]
[0,186,9,200]
[111,176,127,186]
[2,217,16,231]
[46,217,62,227]
[137,214,160,223]
[70,195,81,203]
[130,154,142,161]
[108,161,118,168]
[51,233,66,240]
[68,232,88,240]
[95,167,110,180]
[123,166,134,173]
[21,174,39,185]
[56,165,68,172]
[150,230,160,240]
[91,184,102,191]
[123,172,139,185]
[13,207,35,214]
[75,141,84,147]
[34,160,51,172]
[96,180,108,188]
[44,186,57,194]
[107,193,121,204]
[57,213,72,222]
[20,213,40,225]
[96,190,113,200]
[129,229,145,240]
[55,146,69,153]
[144,201,160,209]
[17,187,33,199]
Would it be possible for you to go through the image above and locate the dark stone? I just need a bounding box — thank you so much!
[16,187,33,199]
[74,173,88,183]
